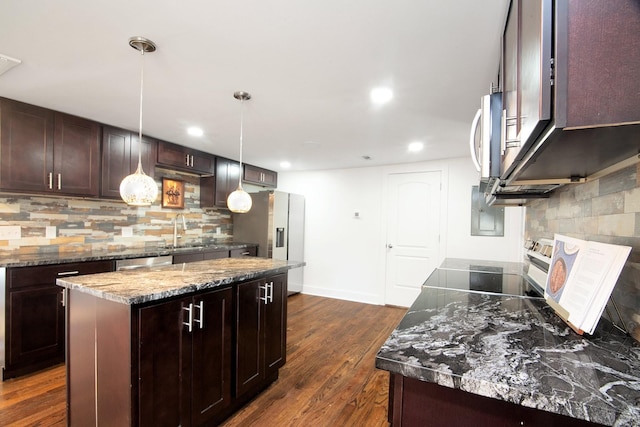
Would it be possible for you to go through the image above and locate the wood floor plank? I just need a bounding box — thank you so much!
[0,293,406,426]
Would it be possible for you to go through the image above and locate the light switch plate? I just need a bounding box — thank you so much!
[0,225,21,240]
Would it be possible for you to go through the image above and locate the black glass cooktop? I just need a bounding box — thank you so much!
[423,267,543,298]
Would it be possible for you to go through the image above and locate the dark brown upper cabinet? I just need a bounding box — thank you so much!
[243,164,277,188]
[0,98,100,197]
[200,157,240,209]
[499,0,640,185]
[157,140,215,175]
[100,125,157,199]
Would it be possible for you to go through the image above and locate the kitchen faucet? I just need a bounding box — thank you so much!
[173,213,188,247]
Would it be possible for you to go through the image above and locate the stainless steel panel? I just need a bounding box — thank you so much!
[287,193,305,293]
[272,191,289,261]
[115,255,173,271]
[233,190,305,294]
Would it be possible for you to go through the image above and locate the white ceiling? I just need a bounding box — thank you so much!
[0,0,508,172]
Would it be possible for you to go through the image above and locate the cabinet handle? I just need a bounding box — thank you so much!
[183,303,194,332]
[190,155,194,167]
[57,270,80,276]
[57,173,62,190]
[185,154,190,167]
[240,251,250,256]
[48,172,53,189]
[194,301,204,329]
[268,282,274,303]
[260,284,269,303]
[60,289,66,307]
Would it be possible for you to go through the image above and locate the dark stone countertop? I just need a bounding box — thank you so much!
[376,261,640,426]
[0,242,257,268]
[56,257,305,305]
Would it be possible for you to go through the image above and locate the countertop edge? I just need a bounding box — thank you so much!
[57,260,302,305]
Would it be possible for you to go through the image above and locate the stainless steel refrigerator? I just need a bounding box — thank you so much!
[232,190,305,294]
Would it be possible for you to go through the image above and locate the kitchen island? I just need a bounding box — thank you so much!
[376,260,640,426]
[56,257,304,427]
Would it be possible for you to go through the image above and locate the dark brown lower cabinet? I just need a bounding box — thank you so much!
[3,260,113,380]
[66,273,287,426]
[388,373,603,427]
[236,274,287,398]
[138,287,232,427]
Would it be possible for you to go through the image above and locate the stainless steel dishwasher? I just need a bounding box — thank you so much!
[115,255,173,271]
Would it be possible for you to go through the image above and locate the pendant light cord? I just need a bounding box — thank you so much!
[238,97,244,187]
[137,49,145,170]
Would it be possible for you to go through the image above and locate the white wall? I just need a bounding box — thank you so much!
[277,157,524,305]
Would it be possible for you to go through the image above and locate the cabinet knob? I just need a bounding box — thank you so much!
[387,244,393,249]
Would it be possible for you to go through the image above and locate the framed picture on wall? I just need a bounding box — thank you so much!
[162,178,185,209]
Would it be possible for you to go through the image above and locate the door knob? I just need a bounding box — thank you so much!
[387,244,393,248]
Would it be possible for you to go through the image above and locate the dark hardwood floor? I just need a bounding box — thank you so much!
[0,293,406,426]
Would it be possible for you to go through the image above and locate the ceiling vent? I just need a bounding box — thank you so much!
[0,54,22,76]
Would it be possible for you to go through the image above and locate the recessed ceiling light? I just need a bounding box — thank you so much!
[187,126,203,137]
[280,161,291,169]
[408,141,424,152]
[370,86,393,105]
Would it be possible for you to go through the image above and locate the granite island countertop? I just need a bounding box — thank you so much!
[0,242,257,268]
[376,263,640,426]
[56,257,304,305]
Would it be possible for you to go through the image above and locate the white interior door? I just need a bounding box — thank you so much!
[385,171,441,307]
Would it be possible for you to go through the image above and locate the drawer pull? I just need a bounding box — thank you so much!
[183,303,194,332]
[57,270,80,276]
[194,301,204,329]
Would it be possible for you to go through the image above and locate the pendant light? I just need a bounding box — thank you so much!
[227,91,253,213]
[119,36,159,206]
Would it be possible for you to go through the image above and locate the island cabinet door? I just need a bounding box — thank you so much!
[138,297,188,427]
[190,287,233,426]
[235,278,264,397]
[264,273,287,374]
[137,286,232,427]
[235,274,288,399]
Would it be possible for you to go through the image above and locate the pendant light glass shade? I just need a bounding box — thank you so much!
[120,163,159,206]
[227,91,253,213]
[120,36,158,206]
[227,185,252,213]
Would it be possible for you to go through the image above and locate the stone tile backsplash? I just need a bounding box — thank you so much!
[525,164,640,342]
[0,169,232,255]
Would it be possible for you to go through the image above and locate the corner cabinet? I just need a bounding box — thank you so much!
[3,260,114,380]
[100,126,157,199]
[0,98,101,197]
[65,272,287,426]
[243,164,277,188]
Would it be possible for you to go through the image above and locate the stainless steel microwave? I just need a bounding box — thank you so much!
[469,92,502,182]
